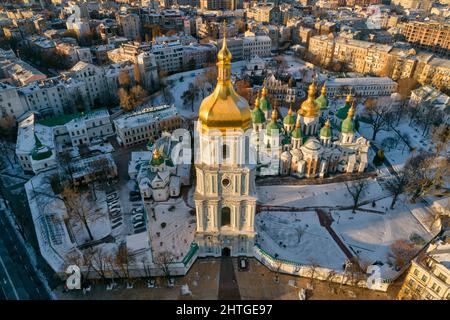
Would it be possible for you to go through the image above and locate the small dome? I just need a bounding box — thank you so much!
[299,83,320,118]
[283,107,296,125]
[341,105,355,134]
[252,107,266,124]
[291,120,303,139]
[315,85,328,110]
[303,138,323,152]
[336,95,352,120]
[320,119,332,138]
[265,109,282,136]
[151,148,164,166]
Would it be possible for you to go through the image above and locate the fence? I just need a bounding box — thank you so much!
[253,245,390,292]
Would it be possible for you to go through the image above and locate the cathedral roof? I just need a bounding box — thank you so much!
[336,93,352,120]
[265,109,282,136]
[320,119,332,138]
[341,104,355,134]
[283,106,296,125]
[315,85,328,110]
[251,94,266,124]
[299,83,320,118]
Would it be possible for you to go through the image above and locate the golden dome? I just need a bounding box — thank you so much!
[321,85,326,96]
[261,80,268,97]
[346,93,352,103]
[254,92,260,108]
[271,108,278,120]
[198,22,251,132]
[299,82,320,118]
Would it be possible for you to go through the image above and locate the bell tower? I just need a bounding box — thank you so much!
[194,23,257,257]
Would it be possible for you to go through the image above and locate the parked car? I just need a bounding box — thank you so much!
[129,195,141,202]
[109,204,120,211]
[107,194,118,201]
[132,207,144,214]
[112,222,122,229]
[111,217,122,224]
[132,215,144,223]
[129,191,140,197]
[133,221,144,229]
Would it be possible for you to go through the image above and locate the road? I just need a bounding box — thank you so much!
[0,210,50,300]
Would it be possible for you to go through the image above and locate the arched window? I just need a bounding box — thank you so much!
[222,143,229,162]
[221,207,231,227]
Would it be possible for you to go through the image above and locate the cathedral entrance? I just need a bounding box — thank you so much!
[221,247,231,256]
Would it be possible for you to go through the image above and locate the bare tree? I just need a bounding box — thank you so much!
[404,153,449,202]
[388,240,416,269]
[114,245,136,282]
[363,99,393,141]
[154,251,175,286]
[385,169,409,209]
[118,69,132,90]
[182,85,196,112]
[61,187,99,241]
[431,124,450,157]
[345,180,369,213]
[89,246,113,282]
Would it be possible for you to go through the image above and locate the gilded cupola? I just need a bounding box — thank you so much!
[198,22,251,132]
[299,82,320,118]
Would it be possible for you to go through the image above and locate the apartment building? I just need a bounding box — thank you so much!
[114,104,183,147]
[246,3,281,24]
[151,41,184,74]
[116,13,141,41]
[0,82,26,120]
[401,21,450,57]
[69,61,110,106]
[397,235,450,300]
[243,34,272,60]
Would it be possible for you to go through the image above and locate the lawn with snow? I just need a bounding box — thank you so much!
[331,198,434,268]
[148,198,196,262]
[257,179,386,209]
[358,119,436,171]
[256,211,347,270]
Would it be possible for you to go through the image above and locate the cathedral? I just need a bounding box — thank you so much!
[252,82,371,178]
[194,29,370,258]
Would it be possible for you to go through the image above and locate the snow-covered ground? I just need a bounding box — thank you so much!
[256,211,347,270]
[331,200,434,267]
[257,178,386,209]
[358,119,436,172]
[149,61,246,119]
[147,198,196,262]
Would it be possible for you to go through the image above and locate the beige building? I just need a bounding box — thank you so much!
[400,21,450,57]
[397,235,450,300]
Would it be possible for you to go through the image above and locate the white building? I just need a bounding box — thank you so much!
[324,77,398,99]
[114,104,183,147]
[151,41,184,74]
[16,109,114,173]
[243,34,272,60]
[69,62,110,106]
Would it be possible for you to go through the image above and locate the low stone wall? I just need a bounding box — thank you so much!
[253,245,390,292]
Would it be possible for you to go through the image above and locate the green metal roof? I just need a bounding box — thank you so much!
[315,94,328,110]
[265,120,282,136]
[259,96,271,112]
[336,102,351,120]
[251,107,266,124]
[341,117,355,134]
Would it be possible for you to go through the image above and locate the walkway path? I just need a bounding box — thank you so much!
[218,257,241,300]
[316,209,354,262]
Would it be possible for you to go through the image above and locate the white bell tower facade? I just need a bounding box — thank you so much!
[194,25,257,257]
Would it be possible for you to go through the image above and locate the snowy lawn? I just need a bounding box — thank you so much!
[256,211,347,270]
[257,179,386,209]
[358,119,436,171]
[331,198,434,268]
[148,198,196,262]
